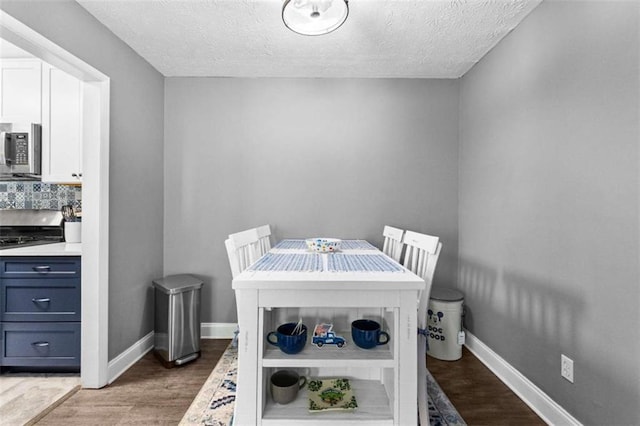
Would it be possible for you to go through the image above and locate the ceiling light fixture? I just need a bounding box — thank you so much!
[282,0,349,36]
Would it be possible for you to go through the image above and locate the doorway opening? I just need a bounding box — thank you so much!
[1,10,110,388]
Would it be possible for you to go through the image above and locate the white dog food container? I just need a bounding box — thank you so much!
[427,286,464,361]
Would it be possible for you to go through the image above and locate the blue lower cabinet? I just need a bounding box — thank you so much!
[0,257,81,276]
[0,256,81,370]
[1,278,81,322]
[1,322,81,367]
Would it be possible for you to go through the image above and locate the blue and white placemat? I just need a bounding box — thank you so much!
[273,239,308,250]
[327,254,404,272]
[273,239,378,250]
[339,240,378,250]
[248,253,322,272]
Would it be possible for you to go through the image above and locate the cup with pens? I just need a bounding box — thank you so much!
[266,319,307,354]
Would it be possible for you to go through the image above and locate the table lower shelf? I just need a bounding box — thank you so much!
[262,332,394,368]
[261,378,393,425]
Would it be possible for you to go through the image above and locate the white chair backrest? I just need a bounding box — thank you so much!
[404,230,443,330]
[382,225,404,262]
[226,228,261,278]
[403,230,442,317]
[255,224,272,257]
[402,231,440,281]
[225,238,241,278]
[415,239,442,322]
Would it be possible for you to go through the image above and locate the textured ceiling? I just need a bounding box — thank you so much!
[76,0,542,78]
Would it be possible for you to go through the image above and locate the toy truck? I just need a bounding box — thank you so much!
[312,323,346,348]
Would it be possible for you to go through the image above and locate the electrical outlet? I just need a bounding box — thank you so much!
[561,354,574,383]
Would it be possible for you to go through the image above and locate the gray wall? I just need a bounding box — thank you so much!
[6,3,637,423]
[164,78,459,323]
[0,1,165,360]
[459,1,639,424]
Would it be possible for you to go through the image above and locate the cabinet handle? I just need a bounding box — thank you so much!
[32,341,50,347]
[72,173,82,178]
[33,265,51,273]
[32,298,51,303]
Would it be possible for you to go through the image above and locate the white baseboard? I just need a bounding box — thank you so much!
[106,323,237,384]
[464,330,582,426]
[201,322,238,339]
[107,331,154,384]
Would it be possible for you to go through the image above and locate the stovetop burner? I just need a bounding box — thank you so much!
[0,235,64,249]
[0,209,64,250]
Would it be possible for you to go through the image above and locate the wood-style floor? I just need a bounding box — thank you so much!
[34,339,230,425]
[428,347,545,425]
[34,340,544,425]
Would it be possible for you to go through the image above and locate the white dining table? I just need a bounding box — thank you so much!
[232,239,425,426]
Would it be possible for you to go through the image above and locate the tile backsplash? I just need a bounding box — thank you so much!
[0,181,82,210]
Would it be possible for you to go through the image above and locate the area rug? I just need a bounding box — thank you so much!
[180,343,466,426]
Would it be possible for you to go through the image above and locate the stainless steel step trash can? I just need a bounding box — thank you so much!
[427,286,465,361]
[153,274,203,368]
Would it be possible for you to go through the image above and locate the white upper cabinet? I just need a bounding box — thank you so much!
[0,59,42,123]
[0,58,83,184]
[41,63,83,184]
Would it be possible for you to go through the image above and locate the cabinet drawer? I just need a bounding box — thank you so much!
[0,322,80,367]
[0,257,80,277]
[1,278,81,322]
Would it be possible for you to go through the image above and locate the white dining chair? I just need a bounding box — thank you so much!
[402,230,442,426]
[255,224,272,257]
[225,227,261,279]
[382,225,404,262]
[225,227,263,349]
[224,239,239,278]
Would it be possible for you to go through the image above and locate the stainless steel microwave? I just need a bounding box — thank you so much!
[0,123,41,180]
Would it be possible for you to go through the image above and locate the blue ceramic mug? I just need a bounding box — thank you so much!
[351,319,390,349]
[267,322,308,354]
